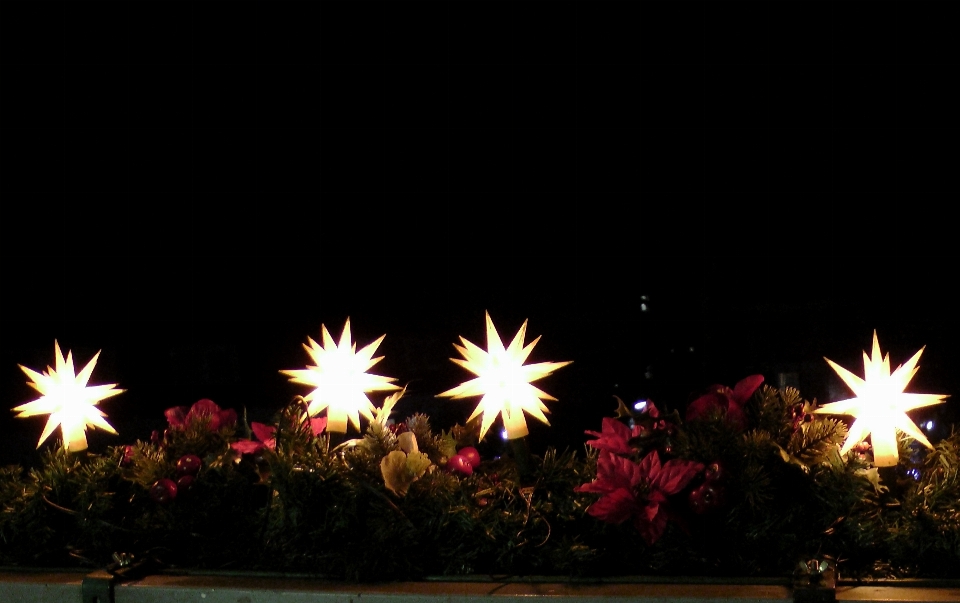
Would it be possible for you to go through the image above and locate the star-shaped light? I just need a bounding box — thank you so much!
[814,331,948,466]
[13,341,124,452]
[280,319,400,434]
[439,312,571,440]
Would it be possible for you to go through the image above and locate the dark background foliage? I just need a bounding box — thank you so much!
[2,1,959,465]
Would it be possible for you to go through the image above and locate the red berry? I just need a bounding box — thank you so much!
[446,454,474,476]
[176,454,202,476]
[457,446,481,468]
[149,478,178,504]
[689,483,724,514]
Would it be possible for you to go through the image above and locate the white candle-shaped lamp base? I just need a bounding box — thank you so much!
[869,418,898,467]
[63,418,89,452]
[503,407,529,440]
[327,410,348,435]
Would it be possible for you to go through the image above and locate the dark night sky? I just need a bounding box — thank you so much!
[2,1,959,465]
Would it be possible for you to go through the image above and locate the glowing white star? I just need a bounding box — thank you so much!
[13,341,124,452]
[814,331,948,466]
[281,319,400,434]
[439,312,571,440]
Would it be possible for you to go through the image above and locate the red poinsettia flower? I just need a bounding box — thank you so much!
[585,417,643,455]
[576,450,702,545]
[231,417,328,455]
[685,375,764,430]
[166,399,238,432]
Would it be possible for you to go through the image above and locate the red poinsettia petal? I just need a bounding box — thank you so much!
[636,503,669,545]
[189,398,222,416]
[586,488,638,525]
[725,403,747,431]
[576,452,637,494]
[685,392,726,422]
[637,450,662,483]
[732,374,764,404]
[251,422,276,443]
[186,399,226,430]
[585,418,636,455]
[310,417,327,436]
[219,408,238,429]
[165,406,188,428]
[231,440,264,455]
[652,458,704,495]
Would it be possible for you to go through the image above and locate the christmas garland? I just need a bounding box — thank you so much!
[3,381,960,581]
[3,322,960,581]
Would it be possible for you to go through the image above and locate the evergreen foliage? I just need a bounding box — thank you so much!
[2,384,960,581]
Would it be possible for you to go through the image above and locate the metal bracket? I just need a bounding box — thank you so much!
[81,570,115,603]
[793,556,837,603]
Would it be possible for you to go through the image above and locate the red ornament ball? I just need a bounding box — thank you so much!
[150,478,178,504]
[446,454,474,476]
[176,454,202,476]
[176,474,195,494]
[689,483,724,514]
[457,446,481,468]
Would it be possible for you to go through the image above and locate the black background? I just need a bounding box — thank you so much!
[1,1,959,465]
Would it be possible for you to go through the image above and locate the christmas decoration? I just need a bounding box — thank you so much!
[457,446,481,468]
[166,399,237,432]
[380,432,434,496]
[576,449,702,545]
[688,482,724,514]
[4,331,960,584]
[686,375,764,430]
[149,478,178,504]
[176,454,202,476]
[439,312,571,440]
[12,341,124,451]
[281,319,400,434]
[176,474,195,494]
[813,331,947,466]
[446,453,474,476]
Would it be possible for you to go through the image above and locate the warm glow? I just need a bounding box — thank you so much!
[13,341,124,452]
[439,312,571,440]
[814,331,948,466]
[280,319,400,434]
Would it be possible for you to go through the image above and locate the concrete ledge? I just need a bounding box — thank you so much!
[3,571,960,603]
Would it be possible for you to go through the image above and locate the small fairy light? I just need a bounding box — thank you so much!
[13,341,124,452]
[814,331,948,467]
[439,312,571,440]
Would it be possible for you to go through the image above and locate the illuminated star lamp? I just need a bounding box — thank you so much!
[13,341,124,452]
[280,318,400,434]
[814,331,948,467]
[439,312,571,440]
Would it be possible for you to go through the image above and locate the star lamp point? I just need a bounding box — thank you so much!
[280,318,400,434]
[13,341,124,452]
[814,331,948,467]
[439,312,571,440]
